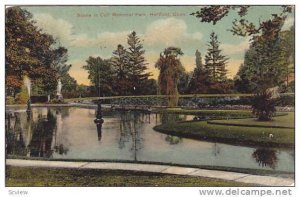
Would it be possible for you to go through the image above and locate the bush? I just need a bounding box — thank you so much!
[252,92,276,121]
[15,86,29,104]
[276,94,294,106]
[6,96,15,105]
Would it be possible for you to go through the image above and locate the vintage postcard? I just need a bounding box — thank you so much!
[4,4,295,193]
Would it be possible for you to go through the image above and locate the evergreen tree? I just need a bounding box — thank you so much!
[110,44,131,95]
[188,50,210,93]
[204,32,228,83]
[127,31,151,95]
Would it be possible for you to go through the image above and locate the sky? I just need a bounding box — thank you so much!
[22,5,294,85]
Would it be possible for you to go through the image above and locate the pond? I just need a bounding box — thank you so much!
[5,107,294,174]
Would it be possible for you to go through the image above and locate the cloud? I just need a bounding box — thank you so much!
[282,17,294,31]
[144,18,203,48]
[33,13,74,46]
[69,31,129,48]
[33,13,129,48]
[221,40,249,56]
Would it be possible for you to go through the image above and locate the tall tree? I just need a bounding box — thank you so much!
[188,50,209,93]
[127,31,151,95]
[192,6,293,120]
[5,7,70,98]
[279,25,295,89]
[204,32,228,83]
[82,56,114,97]
[111,44,131,95]
[155,47,185,107]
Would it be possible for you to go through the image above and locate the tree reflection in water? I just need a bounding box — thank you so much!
[6,113,26,156]
[28,109,57,157]
[252,148,278,169]
[118,111,144,161]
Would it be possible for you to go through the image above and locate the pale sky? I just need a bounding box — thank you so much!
[23,6,294,85]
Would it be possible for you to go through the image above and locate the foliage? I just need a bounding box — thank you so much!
[33,67,58,95]
[110,44,132,95]
[205,32,229,83]
[178,71,192,94]
[15,85,29,104]
[5,75,23,96]
[188,50,209,93]
[155,47,185,107]
[6,96,15,105]
[5,7,72,98]
[252,92,277,121]
[192,6,294,120]
[191,5,293,37]
[127,31,151,95]
[61,73,77,95]
[82,56,114,96]
[234,63,253,93]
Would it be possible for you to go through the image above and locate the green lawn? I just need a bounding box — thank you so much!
[155,108,255,118]
[154,113,294,147]
[5,166,252,187]
[209,112,294,129]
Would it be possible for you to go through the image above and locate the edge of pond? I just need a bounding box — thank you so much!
[153,124,295,149]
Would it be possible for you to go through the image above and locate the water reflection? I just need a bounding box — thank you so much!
[165,135,182,145]
[5,107,294,173]
[118,111,144,160]
[96,123,103,141]
[5,108,72,158]
[212,143,221,156]
[252,148,278,169]
[28,110,56,157]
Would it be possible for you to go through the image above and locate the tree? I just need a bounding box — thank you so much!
[111,44,131,96]
[82,56,115,97]
[188,50,210,93]
[127,31,151,95]
[234,63,253,93]
[5,7,69,98]
[279,25,295,90]
[241,18,287,120]
[192,5,293,120]
[203,32,230,93]
[178,71,192,94]
[155,47,185,107]
[205,32,228,83]
[60,73,78,98]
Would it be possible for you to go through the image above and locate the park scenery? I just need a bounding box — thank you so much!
[5,5,295,187]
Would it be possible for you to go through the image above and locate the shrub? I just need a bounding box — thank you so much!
[252,92,277,121]
[15,85,29,104]
[6,96,15,105]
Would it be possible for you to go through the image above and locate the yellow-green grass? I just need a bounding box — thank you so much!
[208,112,294,129]
[154,114,294,147]
[5,166,252,187]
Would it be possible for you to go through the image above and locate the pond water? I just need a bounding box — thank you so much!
[5,107,294,174]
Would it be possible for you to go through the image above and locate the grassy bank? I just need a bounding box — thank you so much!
[208,113,294,129]
[154,108,254,118]
[5,166,252,187]
[154,113,294,147]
